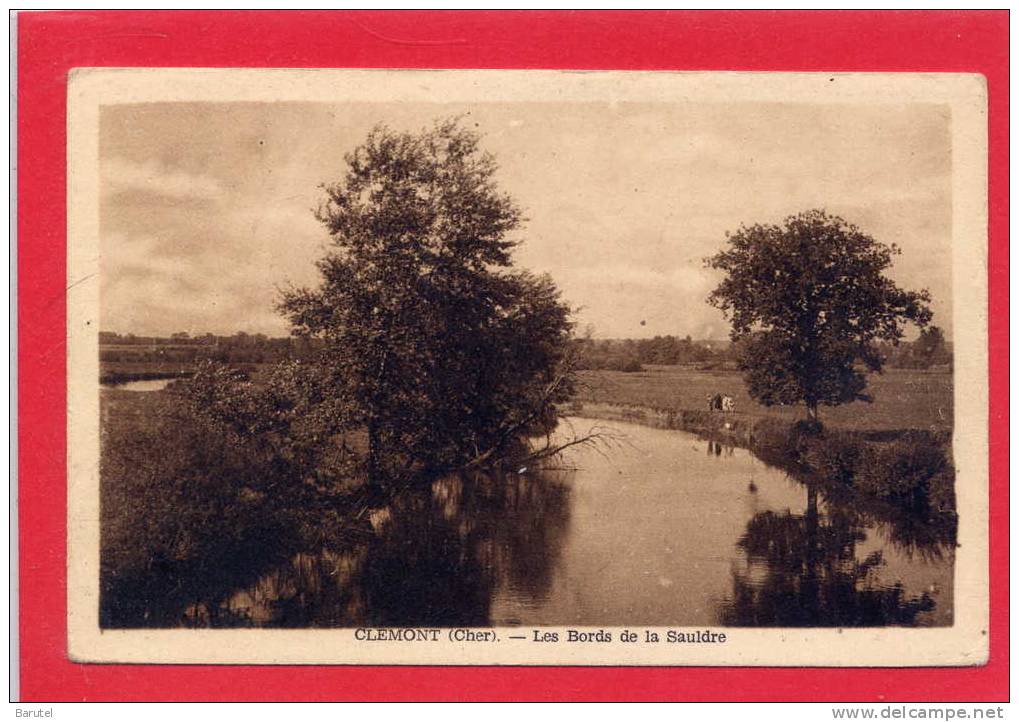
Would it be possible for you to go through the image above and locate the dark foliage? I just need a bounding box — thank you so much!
[854,433,955,510]
[273,119,577,483]
[99,393,308,627]
[572,335,720,371]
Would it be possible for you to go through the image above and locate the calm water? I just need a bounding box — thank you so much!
[167,418,953,629]
[102,378,176,392]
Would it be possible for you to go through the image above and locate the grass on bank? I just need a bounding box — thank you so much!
[575,365,953,434]
[567,363,956,518]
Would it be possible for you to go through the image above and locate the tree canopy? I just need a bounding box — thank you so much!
[276,119,576,484]
[706,210,932,423]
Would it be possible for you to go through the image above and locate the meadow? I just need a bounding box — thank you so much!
[575,365,953,434]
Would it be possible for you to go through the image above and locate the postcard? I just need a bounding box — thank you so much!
[65,68,988,666]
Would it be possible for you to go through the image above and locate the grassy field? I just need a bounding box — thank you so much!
[575,365,953,433]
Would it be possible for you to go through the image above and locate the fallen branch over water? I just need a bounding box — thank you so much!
[525,423,627,464]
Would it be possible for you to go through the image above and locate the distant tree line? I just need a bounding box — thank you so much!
[99,331,320,365]
[102,326,949,374]
[572,335,729,372]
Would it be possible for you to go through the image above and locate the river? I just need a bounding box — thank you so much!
[172,417,953,629]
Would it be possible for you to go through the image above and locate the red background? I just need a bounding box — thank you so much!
[17,10,1009,702]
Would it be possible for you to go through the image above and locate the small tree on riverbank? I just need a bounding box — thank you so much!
[706,210,932,426]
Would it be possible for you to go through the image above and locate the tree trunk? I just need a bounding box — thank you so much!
[806,403,819,425]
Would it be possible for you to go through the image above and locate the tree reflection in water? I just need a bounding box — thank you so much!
[203,470,572,627]
[718,484,945,627]
[103,427,954,629]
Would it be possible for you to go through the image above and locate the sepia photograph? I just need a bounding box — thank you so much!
[64,69,989,666]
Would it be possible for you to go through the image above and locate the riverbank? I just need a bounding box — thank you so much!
[563,399,956,517]
[100,369,194,385]
[575,366,953,434]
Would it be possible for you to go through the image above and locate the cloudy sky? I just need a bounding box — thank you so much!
[100,100,952,339]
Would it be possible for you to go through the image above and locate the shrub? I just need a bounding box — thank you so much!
[801,432,862,485]
[620,407,647,422]
[854,433,952,507]
[615,356,644,373]
[749,417,805,468]
[102,408,279,573]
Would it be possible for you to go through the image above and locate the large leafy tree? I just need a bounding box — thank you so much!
[278,119,575,484]
[706,210,932,424]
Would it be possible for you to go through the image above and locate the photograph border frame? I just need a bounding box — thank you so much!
[16,9,1010,701]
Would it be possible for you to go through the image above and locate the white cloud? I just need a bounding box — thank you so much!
[101,157,224,201]
[100,231,293,336]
